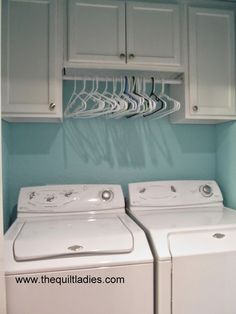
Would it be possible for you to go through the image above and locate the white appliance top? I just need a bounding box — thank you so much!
[5,213,153,274]
[128,180,223,209]
[14,216,133,261]
[128,180,236,260]
[18,184,124,216]
[169,227,236,257]
[5,184,154,274]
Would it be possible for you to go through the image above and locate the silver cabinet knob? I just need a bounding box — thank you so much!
[119,53,125,59]
[49,103,56,111]
[192,105,198,112]
[129,54,135,60]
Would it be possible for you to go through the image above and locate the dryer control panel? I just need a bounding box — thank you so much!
[18,185,124,214]
[128,180,223,209]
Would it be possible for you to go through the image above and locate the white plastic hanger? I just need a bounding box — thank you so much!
[64,76,181,119]
[109,77,126,118]
[72,79,105,118]
[150,80,180,120]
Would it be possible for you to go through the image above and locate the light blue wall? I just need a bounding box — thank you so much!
[2,81,217,231]
[2,121,10,231]
[216,121,236,209]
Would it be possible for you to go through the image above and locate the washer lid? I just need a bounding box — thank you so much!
[14,217,134,261]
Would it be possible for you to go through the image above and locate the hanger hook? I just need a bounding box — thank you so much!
[73,78,77,93]
[132,76,136,92]
[124,76,128,93]
[161,79,165,94]
[151,77,155,94]
[105,78,108,91]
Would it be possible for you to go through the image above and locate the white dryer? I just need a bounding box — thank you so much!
[5,184,153,314]
[128,180,236,314]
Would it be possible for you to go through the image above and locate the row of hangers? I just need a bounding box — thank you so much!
[64,76,181,119]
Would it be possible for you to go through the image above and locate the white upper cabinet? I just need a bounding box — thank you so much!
[66,0,182,69]
[3,1,235,123]
[189,7,235,117]
[68,0,126,64]
[170,6,236,124]
[126,2,181,66]
[2,0,62,122]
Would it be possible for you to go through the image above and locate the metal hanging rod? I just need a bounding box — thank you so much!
[62,67,184,84]
[63,75,183,85]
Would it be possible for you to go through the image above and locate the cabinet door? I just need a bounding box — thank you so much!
[67,0,126,64]
[2,0,62,121]
[189,8,235,116]
[126,2,181,66]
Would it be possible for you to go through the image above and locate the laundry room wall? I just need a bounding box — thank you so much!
[2,121,10,232]
[2,81,216,231]
[216,122,236,208]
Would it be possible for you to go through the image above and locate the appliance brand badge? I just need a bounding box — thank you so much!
[212,233,225,239]
[67,245,84,252]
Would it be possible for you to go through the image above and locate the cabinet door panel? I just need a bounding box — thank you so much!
[9,1,49,105]
[68,0,125,63]
[2,0,61,119]
[189,8,235,116]
[126,2,181,66]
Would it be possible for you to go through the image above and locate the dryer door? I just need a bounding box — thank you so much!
[168,228,236,314]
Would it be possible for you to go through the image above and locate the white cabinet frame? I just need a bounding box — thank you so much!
[189,7,235,116]
[67,0,126,64]
[65,0,183,72]
[0,0,7,311]
[126,2,181,66]
[2,0,63,122]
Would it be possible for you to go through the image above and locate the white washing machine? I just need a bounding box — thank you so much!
[128,180,236,314]
[5,184,153,314]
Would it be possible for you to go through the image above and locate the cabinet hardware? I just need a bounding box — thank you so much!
[119,53,125,59]
[192,105,198,112]
[129,54,135,60]
[49,103,56,111]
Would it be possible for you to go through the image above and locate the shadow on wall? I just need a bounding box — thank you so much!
[62,118,174,169]
[62,117,215,168]
[6,117,216,172]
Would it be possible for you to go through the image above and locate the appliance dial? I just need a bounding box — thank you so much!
[46,195,55,202]
[29,192,36,200]
[65,191,73,197]
[200,184,213,197]
[101,190,113,201]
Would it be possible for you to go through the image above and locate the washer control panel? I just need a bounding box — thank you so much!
[18,185,124,214]
[129,180,223,208]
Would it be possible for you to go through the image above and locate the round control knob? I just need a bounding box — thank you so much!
[200,184,213,197]
[101,190,113,201]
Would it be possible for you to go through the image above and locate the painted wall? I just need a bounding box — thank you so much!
[2,121,10,232]
[216,121,236,209]
[2,82,216,231]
